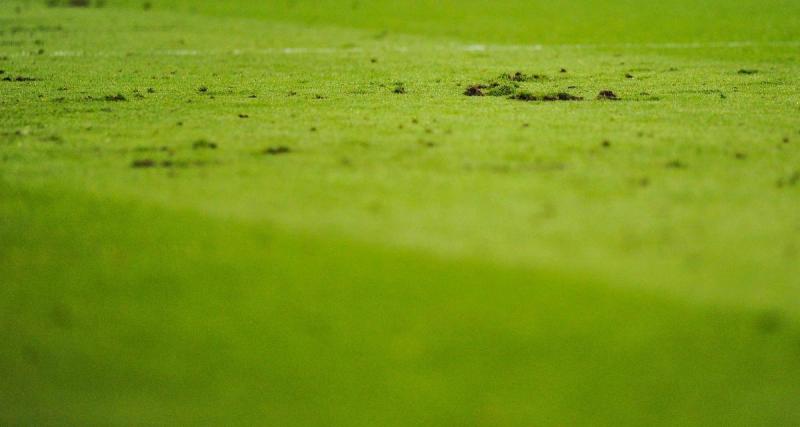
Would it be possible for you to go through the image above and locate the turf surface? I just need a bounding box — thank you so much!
[1,1,800,424]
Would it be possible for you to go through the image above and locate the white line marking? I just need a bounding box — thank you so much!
[4,40,799,59]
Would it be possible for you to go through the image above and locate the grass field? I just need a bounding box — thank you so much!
[2,0,800,424]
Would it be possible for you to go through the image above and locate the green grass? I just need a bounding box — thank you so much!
[2,0,800,424]
[112,0,800,44]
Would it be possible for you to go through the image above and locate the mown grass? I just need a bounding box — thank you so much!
[1,1,800,424]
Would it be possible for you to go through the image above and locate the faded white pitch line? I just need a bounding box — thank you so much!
[7,40,800,59]
[461,40,800,51]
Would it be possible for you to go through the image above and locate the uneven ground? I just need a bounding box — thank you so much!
[1,0,800,425]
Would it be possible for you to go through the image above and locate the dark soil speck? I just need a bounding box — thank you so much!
[131,159,156,168]
[464,85,484,96]
[511,92,582,101]
[263,146,291,155]
[104,93,126,101]
[597,90,619,100]
[3,76,38,82]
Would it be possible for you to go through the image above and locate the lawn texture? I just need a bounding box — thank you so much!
[1,1,800,425]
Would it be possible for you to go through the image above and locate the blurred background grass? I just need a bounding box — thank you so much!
[109,0,800,43]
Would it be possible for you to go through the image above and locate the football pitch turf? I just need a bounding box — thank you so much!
[1,0,800,424]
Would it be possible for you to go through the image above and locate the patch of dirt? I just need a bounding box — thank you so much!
[597,90,619,100]
[465,72,630,104]
[511,92,583,102]
[463,71,550,98]
[47,0,106,7]
[464,85,484,96]
[2,75,38,82]
[104,93,126,101]
[131,158,216,169]
[262,146,291,155]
